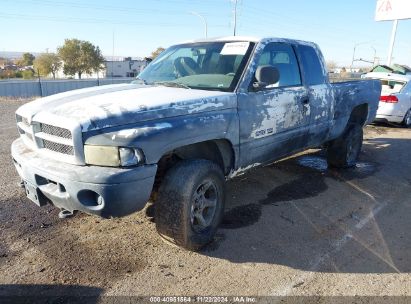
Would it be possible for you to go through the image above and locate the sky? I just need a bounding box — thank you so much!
[1,0,411,67]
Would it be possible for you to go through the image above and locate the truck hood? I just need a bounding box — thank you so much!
[17,83,236,132]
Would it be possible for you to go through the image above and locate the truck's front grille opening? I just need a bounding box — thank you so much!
[42,139,74,155]
[17,126,25,135]
[22,117,30,126]
[40,123,72,139]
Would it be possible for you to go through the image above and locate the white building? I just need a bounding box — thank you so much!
[105,57,149,78]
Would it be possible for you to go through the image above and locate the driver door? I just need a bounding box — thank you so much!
[238,42,311,167]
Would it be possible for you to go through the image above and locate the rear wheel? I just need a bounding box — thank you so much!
[155,159,225,251]
[327,124,363,168]
[403,108,411,128]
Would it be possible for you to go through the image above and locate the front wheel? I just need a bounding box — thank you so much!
[403,108,411,128]
[327,124,363,168]
[155,159,225,251]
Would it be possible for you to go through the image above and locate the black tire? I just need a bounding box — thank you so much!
[327,124,363,168]
[155,159,225,251]
[403,108,411,128]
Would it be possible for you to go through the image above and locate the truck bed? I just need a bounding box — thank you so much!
[329,79,381,139]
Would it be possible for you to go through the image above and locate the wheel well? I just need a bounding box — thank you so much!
[348,104,368,126]
[151,140,235,197]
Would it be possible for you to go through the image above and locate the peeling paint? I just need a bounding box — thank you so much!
[113,123,173,139]
[228,163,261,179]
[13,36,381,184]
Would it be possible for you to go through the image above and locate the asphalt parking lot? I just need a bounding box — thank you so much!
[0,98,410,302]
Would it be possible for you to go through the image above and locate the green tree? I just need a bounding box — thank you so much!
[58,39,105,79]
[22,70,34,79]
[17,52,35,66]
[33,53,62,79]
[150,47,165,60]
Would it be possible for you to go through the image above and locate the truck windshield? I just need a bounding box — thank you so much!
[136,41,254,92]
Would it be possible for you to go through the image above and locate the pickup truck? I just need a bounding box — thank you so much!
[11,37,381,250]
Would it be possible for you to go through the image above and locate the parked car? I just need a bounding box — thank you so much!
[11,37,381,250]
[363,72,411,127]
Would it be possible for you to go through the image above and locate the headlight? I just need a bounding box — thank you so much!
[119,147,145,166]
[84,145,145,167]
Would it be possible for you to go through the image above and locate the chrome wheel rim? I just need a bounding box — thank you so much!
[190,180,218,232]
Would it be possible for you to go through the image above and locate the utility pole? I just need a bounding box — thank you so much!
[112,30,115,80]
[232,0,238,36]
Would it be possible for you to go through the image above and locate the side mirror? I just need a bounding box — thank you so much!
[253,65,280,90]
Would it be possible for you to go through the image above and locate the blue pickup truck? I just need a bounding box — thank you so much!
[12,37,381,250]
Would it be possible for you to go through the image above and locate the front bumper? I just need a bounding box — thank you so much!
[11,138,157,218]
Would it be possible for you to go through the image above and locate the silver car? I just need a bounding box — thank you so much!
[364,72,411,127]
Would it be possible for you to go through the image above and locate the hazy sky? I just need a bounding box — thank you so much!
[2,0,411,67]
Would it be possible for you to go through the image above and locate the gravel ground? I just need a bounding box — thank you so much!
[0,98,410,302]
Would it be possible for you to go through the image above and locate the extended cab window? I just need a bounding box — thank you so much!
[257,43,302,88]
[137,41,254,92]
[298,45,326,85]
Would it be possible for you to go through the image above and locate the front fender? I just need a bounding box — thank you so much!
[82,109,239,165]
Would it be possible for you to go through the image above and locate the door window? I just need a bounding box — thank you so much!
[298,45,326,85]
[256,43,302,88]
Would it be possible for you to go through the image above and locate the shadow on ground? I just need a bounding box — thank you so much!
[203,137,411,274]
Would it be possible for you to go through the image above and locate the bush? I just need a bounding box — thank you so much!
[22,70,34,79]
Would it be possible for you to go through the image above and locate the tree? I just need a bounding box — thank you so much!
[17,52,35,66]
[150,47,165,60]
[57,39,105,79]
[22,70,34,79]
[326,60,337,72]
[33,53,62,79]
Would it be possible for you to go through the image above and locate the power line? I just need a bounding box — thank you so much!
[0,12,229,28]
[7,0,225,16]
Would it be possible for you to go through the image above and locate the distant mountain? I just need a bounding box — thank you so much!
[0,51,42,59]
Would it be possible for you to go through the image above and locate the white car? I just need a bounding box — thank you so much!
[363,72,411,127]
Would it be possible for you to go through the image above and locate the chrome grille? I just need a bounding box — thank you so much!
[42,139,74,155]
[40,123,72,139]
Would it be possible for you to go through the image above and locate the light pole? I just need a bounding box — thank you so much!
[190,11,208,38]
[232,0,238,36]
[370,46,377,66]
[351,41,372,71]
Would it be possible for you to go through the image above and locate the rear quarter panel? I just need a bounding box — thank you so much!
[329,79,381,139]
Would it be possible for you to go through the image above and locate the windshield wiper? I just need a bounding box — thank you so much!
[154,81,191,89]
